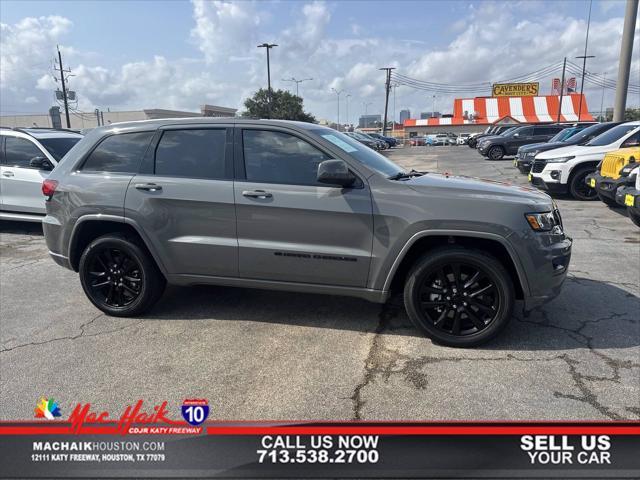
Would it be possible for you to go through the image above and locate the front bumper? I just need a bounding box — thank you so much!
[529,174,568,194]
[615,185,640,209]
[585,172,628,201]
[520,233,573,312]
[477,143,490,155]
[514,157,533,173]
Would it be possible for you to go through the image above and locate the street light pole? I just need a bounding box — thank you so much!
[576,0,594,121]
[613,0,638,121]
[258,43,278,118]
[346,94,352,127]
[432,95,436,117]
[331,88,343,130]
[600,72,607,121]
[282,77,313,97]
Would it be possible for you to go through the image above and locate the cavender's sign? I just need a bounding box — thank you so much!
[492,83,539,97]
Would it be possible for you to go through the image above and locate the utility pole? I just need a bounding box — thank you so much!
[392,84,397,134]
[257,43,278,118]
[576,0,594,121]
[432,95,437,117]
[346,94,352,127]
[331,88,344,130]
[600,72,607,121]
[557,57,567,123]
[282,77,312,97]
[613,0,638,121]
[56,46,71,128]
[380,67,395,136]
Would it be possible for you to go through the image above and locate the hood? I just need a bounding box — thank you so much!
[403,172,551,206]
[536,143,614,160]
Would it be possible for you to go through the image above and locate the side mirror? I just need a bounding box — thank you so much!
[29,156,53,171]
[317,159,355,187]
[513,133,520,138]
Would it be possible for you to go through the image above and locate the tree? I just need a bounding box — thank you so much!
[242,88,316,122]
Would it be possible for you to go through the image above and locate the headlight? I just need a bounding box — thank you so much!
[545,156,575,163]
[619,164,637,177]
[525,211,560,232]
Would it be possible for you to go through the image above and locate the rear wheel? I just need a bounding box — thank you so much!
[487,146,505,160]
[403,247,514,347]
[79,234,165,316]
[569,166,598,200]
[468,138,477,148]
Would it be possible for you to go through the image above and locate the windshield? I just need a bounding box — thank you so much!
[313,128,403,177]
[549,128,572,142]
[566,123,612,144]
[38,137,82,161]
[586,124,638,146]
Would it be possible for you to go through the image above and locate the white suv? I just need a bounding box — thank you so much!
[529,122,640,200]
[0,127,83,222]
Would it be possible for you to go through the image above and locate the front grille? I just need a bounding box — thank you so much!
[532,159,546,173]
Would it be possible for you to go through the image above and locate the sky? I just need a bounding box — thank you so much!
[1,0,638,124]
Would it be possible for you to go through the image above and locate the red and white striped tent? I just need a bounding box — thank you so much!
[403,94,594,127]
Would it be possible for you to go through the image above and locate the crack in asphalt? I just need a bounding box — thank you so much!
[0,314,144,354]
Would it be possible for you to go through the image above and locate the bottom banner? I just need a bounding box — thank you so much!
[1,422,639,478]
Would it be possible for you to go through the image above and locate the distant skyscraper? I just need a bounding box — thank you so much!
[420,111,441,119]
[358,114,382,128]
[399,109,410,124]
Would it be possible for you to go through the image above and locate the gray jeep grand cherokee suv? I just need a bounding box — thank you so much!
[43,118,572,347]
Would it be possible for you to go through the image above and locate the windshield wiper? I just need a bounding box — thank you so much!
[388,169,424,181]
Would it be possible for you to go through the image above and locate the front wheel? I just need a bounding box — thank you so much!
[79,234,166,316]
[487,146,505,160]
[569,167,598,200]
[628,208,640,228]
[403,247,514,347]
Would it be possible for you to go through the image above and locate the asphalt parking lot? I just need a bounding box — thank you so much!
[1,145,638,421]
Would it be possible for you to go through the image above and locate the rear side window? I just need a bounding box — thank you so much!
[155,129,227,179]
[533,126,558,136]
[242,130,331,185]
[621,131,640,148]
[81,132,154,173]
[5,136,44,168]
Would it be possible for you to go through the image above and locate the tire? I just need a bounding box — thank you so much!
[468,138,477,148]
[403,247,514,347]
[628,208,640,228]
[487,146,505,160]
[569,166,598,200]
[598,193,621,208]
[79,233,166,316]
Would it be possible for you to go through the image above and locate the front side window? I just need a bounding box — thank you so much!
[38,137,82,161]
[243,130,331,185]
[4,137,44,168]
[514,127,533,137]
[621,132,640,148]
[155,129,227,179]
[81,131,154,173]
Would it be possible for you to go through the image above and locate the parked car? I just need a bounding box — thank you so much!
[615,165,640,227]
[409,136,426,146]
[0,127,83,222]
[457,133,472,145]
[426,133,456,146]
[529,122,640,200]
[585,147,640,207]
[367,132,398,148]
[514,123,621,174]
[42,118,572,347]
[344,131,380,150]
[478,124,566,160]
[468,125,517,148]
[355,132,387,150]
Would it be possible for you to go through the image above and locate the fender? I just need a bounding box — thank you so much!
[68,214,169,275]
[380,229,530,296]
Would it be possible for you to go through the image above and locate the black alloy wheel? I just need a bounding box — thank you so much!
[85,247,142,308]
[404,247,514,347]
[488,145,505,160]
[79,234,165,316]
[569,167,598,200]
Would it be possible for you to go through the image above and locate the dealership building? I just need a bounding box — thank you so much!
[403,93,594,136]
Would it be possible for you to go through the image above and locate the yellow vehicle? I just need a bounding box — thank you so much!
[585,147,640,206]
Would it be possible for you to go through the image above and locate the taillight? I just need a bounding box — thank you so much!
[42,179,58,198]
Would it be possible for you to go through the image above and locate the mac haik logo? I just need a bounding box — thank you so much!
[181,399,209,426]
[68,400,183,434]
[34,397,62,420]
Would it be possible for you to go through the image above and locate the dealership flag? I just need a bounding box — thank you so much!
[566,77,577,93]
[551,78,561,95]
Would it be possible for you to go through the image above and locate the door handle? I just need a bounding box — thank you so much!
[2,171,14,177]
[135,183,162,192]
[242,190,272,199]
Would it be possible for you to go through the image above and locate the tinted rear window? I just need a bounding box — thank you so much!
[586,124,639,146]
[81,132,154,173]
[155,129,227,179]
